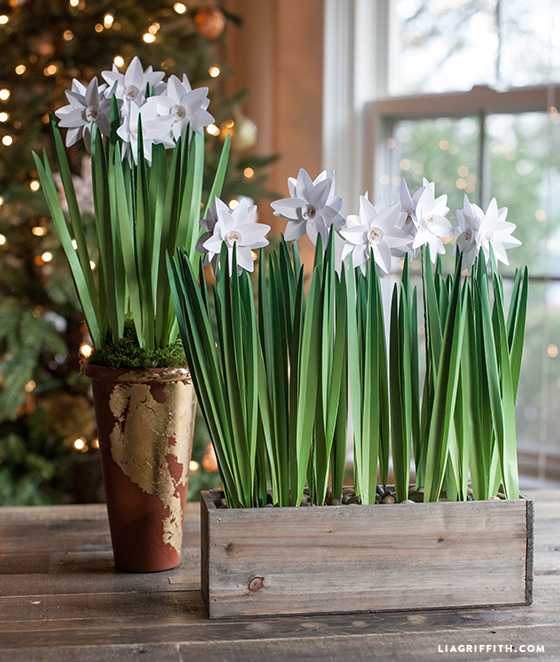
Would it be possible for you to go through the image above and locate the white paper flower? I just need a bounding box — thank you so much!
[54,77,113,151]
[144,74,214,139]
[398,178,425,242]
[101,56,165,108]
[196,206,219,273]
[340,195,411,275]
[270,169,345,246]
[116,102,175,165]
[454,195,521,268]
[409,179,453,262]
[201,197,270,275]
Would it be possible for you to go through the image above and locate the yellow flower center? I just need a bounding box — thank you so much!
[125,85,140,101]
[301,204,316,220]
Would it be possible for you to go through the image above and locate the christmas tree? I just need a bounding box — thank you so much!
[0,0,277,504]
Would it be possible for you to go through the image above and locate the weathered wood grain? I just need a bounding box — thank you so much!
[201,490,532,618]
[0,490,557,661]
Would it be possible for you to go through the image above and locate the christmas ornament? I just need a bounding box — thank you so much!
[231,114,257,151]
[194,6,226,41]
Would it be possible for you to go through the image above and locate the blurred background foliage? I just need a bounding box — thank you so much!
[0,0,276,504]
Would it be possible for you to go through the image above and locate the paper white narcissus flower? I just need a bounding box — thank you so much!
[398,178,426,242]
[340,195,411,275]
[201,197,270,275]
[54,77,113,151]
[145,74,214,138]
[101,56,165,108]
[270,169,345,246]
[116,102,175,165]
[196,206,219,274]
[454,195,484,270]
[410,179,453,262]
[454,195,521,268]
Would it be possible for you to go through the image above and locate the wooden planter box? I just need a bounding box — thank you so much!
[200,489,533,619]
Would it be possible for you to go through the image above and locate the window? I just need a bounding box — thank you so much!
[324,0,560,483]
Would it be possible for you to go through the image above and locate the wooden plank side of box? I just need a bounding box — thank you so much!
[201,491,532,619]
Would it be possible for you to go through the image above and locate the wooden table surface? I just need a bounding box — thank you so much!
[0,490,559,662]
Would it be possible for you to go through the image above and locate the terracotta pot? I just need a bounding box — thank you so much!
[85,364,196,572]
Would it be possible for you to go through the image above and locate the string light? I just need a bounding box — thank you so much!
[114,55,124,67]
[535,210,546,222]
[80,343,93,357]
[380,175,390,185]
[92,438,99,449]
[73,438,87,451]
[174,2,187,14]
[0,234,6,245]
[71,239,78,249]
[63,30,74,40]
[148,22,160,35]
[89,260,96,270]
[25,381,36,392]
[0,15,9,24]
[229,199,239,210]
[69,0,79,6]
[206,124,219,136]
[208,66,220,78]
[439,139,449,150]
[387,138,396,149]
[189,460,199,471]
[41,251,53,262]
[143,32,156,43]
[391,176,402,186]
[0,112,8,121]
[457,165,469,177]
[0,89,11,101]
[43,64,58,76]
[399,159,411,170]
[103,13,114,27]
[0,196,4,206]
[2,136,13,146]
[15,64,26,75]
[32,226,46,236]
[456,178,467,189]
[29,180,40,191]
[548,344,558,358]
[243,167,254,178]
[95,23,103,32]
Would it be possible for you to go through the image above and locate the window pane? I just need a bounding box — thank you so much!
[501,0,560,88]
[394,0,560,94]
[487,112,560,277]
[516,281,560,454]
[385,111,560,457]
[395,0,498,94]
[384,116,481,271]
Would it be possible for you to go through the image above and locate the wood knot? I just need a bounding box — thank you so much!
[225,542,235,556]
[248,576,264,592]
[437,538,445,544]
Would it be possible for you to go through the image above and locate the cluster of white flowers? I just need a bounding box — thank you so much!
[197,168,521,276]
[269,169,520,274]
[55,57,214,165]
